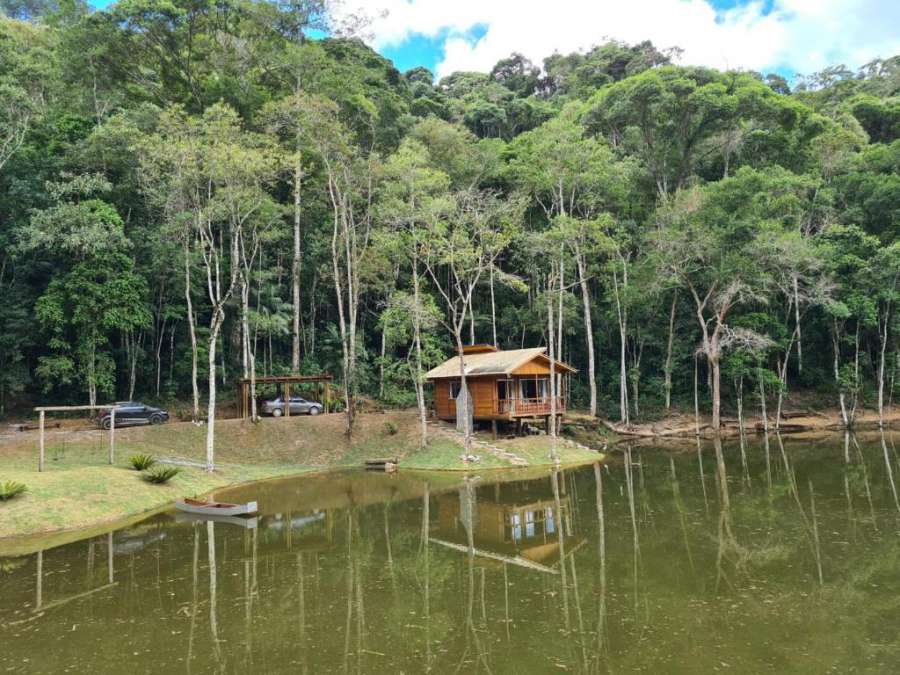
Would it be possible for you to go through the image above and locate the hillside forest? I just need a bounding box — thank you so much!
[2,1,899,453]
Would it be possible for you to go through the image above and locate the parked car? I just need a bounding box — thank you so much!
[97,402,170,429]
[262,395,323,417]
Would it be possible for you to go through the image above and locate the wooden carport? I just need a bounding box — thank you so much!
[235,374,333,419]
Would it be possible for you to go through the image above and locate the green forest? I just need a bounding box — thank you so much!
[2,0,899,439]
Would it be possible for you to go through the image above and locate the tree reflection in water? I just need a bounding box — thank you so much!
[7,437,900,673]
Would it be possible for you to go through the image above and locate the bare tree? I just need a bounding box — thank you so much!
[422,189,521,452]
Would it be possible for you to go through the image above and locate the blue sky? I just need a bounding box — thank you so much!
[91,0,899,79]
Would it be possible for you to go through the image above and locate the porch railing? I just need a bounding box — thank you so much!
[496,397,566,416]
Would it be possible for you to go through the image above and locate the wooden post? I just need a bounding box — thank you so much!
[109,408,116,465]
[38,410,45,472]
[491,420,498,440]
[284,382,291,418]
[36,550,43,611]
[107,532,114,583]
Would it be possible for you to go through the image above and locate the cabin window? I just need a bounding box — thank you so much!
[519,378,548,400]
[545,507,556,534]
[525,510,536,538]
[450,381,461,399]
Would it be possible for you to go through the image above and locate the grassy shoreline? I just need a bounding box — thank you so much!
[0,410,603,544]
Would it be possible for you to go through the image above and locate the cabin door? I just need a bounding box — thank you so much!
[497,379,512,413]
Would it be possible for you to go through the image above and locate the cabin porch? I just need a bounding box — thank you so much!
[433,374,568,422]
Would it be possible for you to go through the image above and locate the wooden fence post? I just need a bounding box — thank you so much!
[109,408,115,465]
[38,410,45,472]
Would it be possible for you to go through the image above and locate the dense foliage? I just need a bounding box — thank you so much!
[1,1,899,437]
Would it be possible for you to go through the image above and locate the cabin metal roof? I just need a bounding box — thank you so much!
[424,347,576,379]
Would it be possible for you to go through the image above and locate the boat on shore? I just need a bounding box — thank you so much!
[175,497,258,517]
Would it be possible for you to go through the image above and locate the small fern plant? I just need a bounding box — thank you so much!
[0,481,28,501]
[142,466,180,484]
[129,454,156,471]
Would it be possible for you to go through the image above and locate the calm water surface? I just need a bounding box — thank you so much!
[2,433,900,673]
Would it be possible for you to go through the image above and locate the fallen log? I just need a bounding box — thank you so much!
[601,419,709,438]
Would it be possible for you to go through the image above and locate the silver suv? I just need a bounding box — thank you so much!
[262,395,323,417]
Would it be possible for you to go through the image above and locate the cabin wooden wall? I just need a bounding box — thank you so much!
[432,376,501,420]
[511,361,551,376]
[434,379,453,419]
[471,377,498,418]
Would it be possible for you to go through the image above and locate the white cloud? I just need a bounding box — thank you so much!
[333,0,900,78]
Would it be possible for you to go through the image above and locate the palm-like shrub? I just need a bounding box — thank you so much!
[142,466,180,484]
[129,454,156,471]
[0,481,27,501]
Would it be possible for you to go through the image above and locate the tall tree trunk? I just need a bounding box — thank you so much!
[832,319,849,427]
[612,266,629,425]
[758,366,769,434]
[574,248,596,417]
[489,263,498,348]
[693,353,700,435]
[378,330,386,399]
[793,276,803,374]
[557,256,564,366]
[292,154,302,374]
[664,291,677,410]
[155,318,166,398]
[240,274,258,421]
[547,268,559,454]
[878,303,891,427]
[412,260,428,448]
[455,332,472,453]
[206,310,223,471]
[184,237,200,422]
[710,352,722,431]
[775,326,799,430]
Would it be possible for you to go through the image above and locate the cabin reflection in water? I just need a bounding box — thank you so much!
[433,476,584,573]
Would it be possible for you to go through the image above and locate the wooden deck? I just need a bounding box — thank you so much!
[496,397,566,418]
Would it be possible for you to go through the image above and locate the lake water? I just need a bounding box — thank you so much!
[2,432,900,673]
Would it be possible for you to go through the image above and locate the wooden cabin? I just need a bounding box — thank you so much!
[425,345,576,425]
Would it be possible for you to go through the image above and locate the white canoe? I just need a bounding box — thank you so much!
[176,498,258,517]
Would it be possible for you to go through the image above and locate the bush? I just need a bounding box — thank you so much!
[0,481,27,501]
[142,466,180,484]
[129,454,156,471]
[383,420,399,436]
